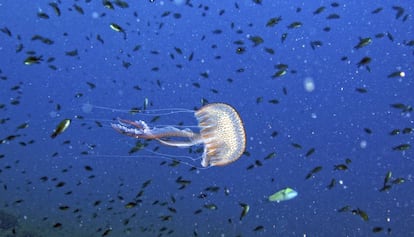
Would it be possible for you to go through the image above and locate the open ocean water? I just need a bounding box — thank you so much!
[0,1,413,236]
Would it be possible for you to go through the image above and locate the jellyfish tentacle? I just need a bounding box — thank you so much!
[156,134,202,147]
[112,118,202,147]
[111,119,150,139]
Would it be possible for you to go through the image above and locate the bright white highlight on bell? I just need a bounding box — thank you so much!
[304,77,315,92]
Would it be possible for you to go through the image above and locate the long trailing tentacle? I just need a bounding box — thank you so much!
[111,118,202,147]
[111,119,153,139]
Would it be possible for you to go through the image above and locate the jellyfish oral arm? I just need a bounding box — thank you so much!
[111,119,152,139]
[111,118,201,147]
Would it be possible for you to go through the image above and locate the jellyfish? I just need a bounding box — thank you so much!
[111,103,246,167]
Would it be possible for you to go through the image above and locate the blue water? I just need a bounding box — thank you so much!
[0,1,413,236]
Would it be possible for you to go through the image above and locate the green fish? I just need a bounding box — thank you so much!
[268,187,298,202]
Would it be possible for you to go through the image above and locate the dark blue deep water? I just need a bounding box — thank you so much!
[0,1,413,236]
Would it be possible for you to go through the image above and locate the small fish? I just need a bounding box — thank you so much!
[59,205,70,211]
[305,166,323,179]
[53,223,62,228]
[246,164,254,170]
[352,208,369,221]
[239,203,249,220]
[356,57,372,71]
[236,47,246,54]
[114,0,129,8]
[168,207,177,213]
[310,40,323,50]
[404,40,414,46]
[379,184,392,192]
[338,205,351,212]
[65,49,78,57]
[204,204,218,210]
[333,164,348,171]
[73,4,84,15]
[249,36,264,46]
[16,122,29,130]
[371,7,383,14]
[326,13,340,19]
[205,186,220,192]
[355,87,368,93]
[272,69,287,78]
[110,23,124,32]
[389,129,400,135]
[268,187,298,202]
[0,27,12,37]
[390,103,407,109]
[37,12,50,19]
[275,64,288,70]
[402,127,413,134]
[124,202,137,208]
[392,177,405,185]
[264,47,275,54]
[266,16,282,27]
[384,171,392,187]
[327,178,336,189]
[31,35,54,45]
[141,179,152,189]
[363,127,372,134]
[387,32,394,42]
[313,6,325,15]
[49,2,61,16]
[354,37,372,49]
[387,71,405,78]
[174,47,183,55]
[392,6,405,19]
[86,82,96,89]
[175,176,191,185]
[253,225,264,231]
[287,21,302,29]
[110,23,127,39]
[372,227,383,233]
[264,152,276,160]
[305,148,315,157]
[24,56,43,65]
[268,99,279,104]
[281,33,288,43]
[392,144,410,151]
[51,119,71,138]
[102,228,112,236]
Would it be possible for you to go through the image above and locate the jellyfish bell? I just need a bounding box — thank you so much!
[195,103,246,167]
[110,103,246,168]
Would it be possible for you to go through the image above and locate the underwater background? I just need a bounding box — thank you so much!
[0,0,413,236]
